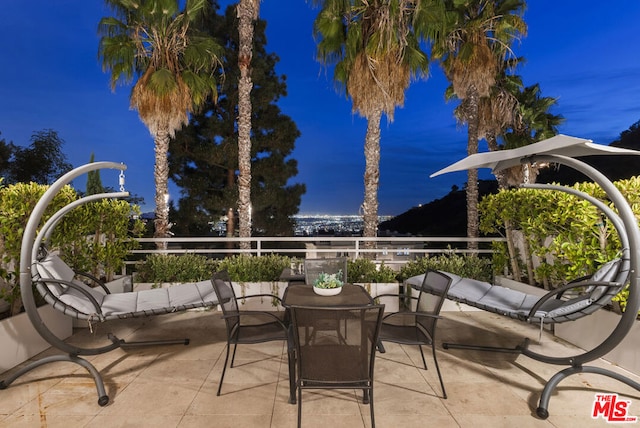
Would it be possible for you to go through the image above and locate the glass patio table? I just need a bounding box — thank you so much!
[282,283,374,308]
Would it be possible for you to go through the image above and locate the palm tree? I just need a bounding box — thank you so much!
[502,82,565,184]
[98,0,223,247]
[312,0,431,247]
[432,0,526,249]
[449,59,522,187]
[480,78,563,283]
[236,0,260,250]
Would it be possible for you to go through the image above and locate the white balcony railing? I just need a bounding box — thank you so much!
[126,236,503,270]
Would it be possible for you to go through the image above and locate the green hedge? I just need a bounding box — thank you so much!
[398,252,493,283]
[133,252,491,285]
[480,176,640,286]
[134,254,218,283]
[216,254,292,282]
[347,258,397,283]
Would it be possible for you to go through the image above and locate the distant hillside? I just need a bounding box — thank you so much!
[382,122,640,236]
[379,180,498,236]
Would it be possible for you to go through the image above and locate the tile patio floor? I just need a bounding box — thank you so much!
[1,308,640,427]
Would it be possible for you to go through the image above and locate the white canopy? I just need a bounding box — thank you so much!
[430,134,640,177]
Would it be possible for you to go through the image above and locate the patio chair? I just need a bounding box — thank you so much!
[211,270,293,397]
[289,304,385,428]
[374,270,452,398]
[304,257,348,285]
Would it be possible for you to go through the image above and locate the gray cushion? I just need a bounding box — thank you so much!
[405,259,623,324]
[36,254,106,314]
[35,254,219,320]
[98,280,219,318]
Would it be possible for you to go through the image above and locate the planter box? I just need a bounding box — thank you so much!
[233,282,401,311]
[134,281,400,312]
[0,305,73,374]
[355,283,400,312]
[408,286,481,312]
[438,275,640,374]
[104,275,132,294]
[555,309,640,375]
[134,281,289,311]
[133,281,399,312]
[234,281,288,311]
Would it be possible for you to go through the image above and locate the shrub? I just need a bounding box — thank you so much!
[132,254,408,284]
[57,198,144,282]
[216,254,292,282]
[612,286,630,313]
[347,258,398,283]
[480,177,640,287]
[398,252,493,283]
[134,254,217,284]
[480,176,640,313]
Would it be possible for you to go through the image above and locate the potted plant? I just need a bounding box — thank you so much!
[313,271,344,296]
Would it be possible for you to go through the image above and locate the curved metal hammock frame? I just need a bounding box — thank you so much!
[0,162,218,406]
[425,146,640,419]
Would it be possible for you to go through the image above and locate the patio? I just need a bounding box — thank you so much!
[1,308,639,427]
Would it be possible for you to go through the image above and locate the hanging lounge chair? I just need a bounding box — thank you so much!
[414,135,640,419]
[0,162,221,406]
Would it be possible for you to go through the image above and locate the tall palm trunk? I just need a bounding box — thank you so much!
[226,168,236,250]
[362,107,382,254]
[237,1,257,251]
[153,127,171,250]
[465,88,480,251]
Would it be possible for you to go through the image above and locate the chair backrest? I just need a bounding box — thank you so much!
[583,258,624,300]
[211,271,240,335]
[290,304,384,385]
[542,258,628,322]
[304,257,348,286]
[35,253,106,316]
[416,270,453,332]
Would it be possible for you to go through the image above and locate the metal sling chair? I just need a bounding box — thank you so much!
[0,162,220,406]
[418,134,640,419]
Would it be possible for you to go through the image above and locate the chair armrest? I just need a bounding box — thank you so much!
[222,310,288,329]
[382,311,442,322]
[74,271,111,294]
[241,293,283,301]
[239,294,284,307]
[372,293,418,303]
[372,292,415,299]
[527,280,622,319]
[36,278,105,316]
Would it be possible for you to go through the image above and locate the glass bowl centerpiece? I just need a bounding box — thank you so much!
[313,271,344,296]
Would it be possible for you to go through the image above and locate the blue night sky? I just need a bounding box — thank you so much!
[1,1,639,216]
